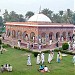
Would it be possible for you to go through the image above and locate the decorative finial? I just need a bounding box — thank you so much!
[39,6,41,14]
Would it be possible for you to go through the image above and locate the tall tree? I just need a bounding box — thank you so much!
[72,13,75,25]
[3,9,9,22]
[41,8,53,20]
[59,10,63,23]
[52,13,61,23]
[9,11,19,22]
[59,11,63,17]
[0,16,3,24]
[25,11,34,21]
[18,14,25,22]
[66,9,73,23]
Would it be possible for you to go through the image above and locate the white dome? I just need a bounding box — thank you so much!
[28,13,51,22]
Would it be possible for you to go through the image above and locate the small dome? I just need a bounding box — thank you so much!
[28,13,51,22]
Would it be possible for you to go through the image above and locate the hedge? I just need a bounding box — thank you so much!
[2,43,11,48]
[54,48,75,55]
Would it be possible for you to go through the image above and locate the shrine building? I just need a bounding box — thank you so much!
[5,13,74,46]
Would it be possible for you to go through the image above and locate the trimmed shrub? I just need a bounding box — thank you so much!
[2,44,11,48]
[62,42,69,50]
[33,52,39,57]
[42,50,50,53]
[54,48,59,52]
[14,46,21,50]
[59,47,63,50]
[0,39,2,45]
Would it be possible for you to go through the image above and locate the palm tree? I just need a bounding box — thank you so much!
[59,11,63,17]
[41,8,53,19]
[66,9,73,23]
[59,10,63,23]
[25,11,34,21]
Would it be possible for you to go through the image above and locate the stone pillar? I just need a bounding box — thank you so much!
[66,32,68,41]
[38,35,41,44]
[54,33,56,42]
[45,34,49,43]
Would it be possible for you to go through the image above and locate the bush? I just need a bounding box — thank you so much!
[33,52,39,57]
[2,44,11,48]
[59,47,63,50]
[14,46,21,50]
[0,39,2,45]
[54,48,59,52]
[42,50,50,53]
[62,42,69,50]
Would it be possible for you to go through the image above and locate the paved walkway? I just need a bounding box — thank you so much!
[2,38,75,53]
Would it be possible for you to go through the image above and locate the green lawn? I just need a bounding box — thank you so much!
[0,47,74,75]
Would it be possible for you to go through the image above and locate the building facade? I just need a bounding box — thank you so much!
[5,13,74,48]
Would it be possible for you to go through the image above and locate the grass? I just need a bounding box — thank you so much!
[0,47,75,75]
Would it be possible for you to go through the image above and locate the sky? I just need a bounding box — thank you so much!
[0,0,74,16]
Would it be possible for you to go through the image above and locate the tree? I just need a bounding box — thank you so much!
[59,11,64,23]
[41,8,53,20]
[3,9,9,22]
[72,13,75,25]
[59,11,63,17]
[18,14,25,22]
[66,9,73,23]
[52,14,61,23]
[25,11,34,21]
[0,16,3,23]
[9,11,19,22]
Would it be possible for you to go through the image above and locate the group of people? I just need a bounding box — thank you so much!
[0,64,12,73]
[38,65,50,72]
[36,51,54,65]
[27,51,54,66]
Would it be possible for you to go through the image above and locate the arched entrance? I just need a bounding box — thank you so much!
[49,32,53,40]
[41,32,46,44]
[56,32,60,41]
[12,30,16,38]
[68,32,72,41]
[7,29,11,37]
[62,32,66,41]
[30,32,35,42]
[23,31,26,40]
[17,31,22,39]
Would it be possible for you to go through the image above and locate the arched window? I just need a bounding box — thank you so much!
[23,31,26,40]
[17,31,22,39]
[56,32,60,41]
[62,32,66,41]
[7,29,11,37]
[68,31,72,41]
[41,32,46,44]
[30,32,35,40]
[12,30,16,38]
[49,32,53,40]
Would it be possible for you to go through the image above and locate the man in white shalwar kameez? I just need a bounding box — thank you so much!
[48,53,52,63]
[18,40,20,47]
[36,54,40,64]
[27,55,31,66]
[41,53,45,64]
[73,55,75,65]
[49,40,52,45]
